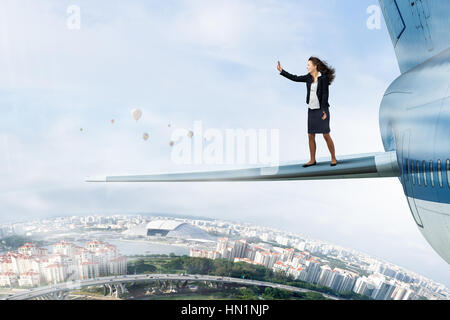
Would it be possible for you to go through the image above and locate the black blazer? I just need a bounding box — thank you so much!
[279,69,330,112]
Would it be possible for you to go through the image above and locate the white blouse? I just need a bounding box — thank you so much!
[308,72,321,110]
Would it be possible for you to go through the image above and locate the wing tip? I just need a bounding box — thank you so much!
[85,176,107,182]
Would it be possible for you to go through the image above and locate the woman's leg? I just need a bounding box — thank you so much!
[306,133,316,164]
[323,133,337,164]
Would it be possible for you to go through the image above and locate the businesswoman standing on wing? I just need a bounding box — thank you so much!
[277,57,338,167]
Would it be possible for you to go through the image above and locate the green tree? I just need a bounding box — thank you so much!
[184,257,214,274]
[262,287,293,300]
[162,258,184,270]
[237,288,258,300]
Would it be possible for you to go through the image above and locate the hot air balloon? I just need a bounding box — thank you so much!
[142,132,149,141]
[131,108,142,122]
[110,119,115,124]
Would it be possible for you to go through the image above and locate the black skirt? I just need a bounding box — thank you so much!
[308,107,330,134]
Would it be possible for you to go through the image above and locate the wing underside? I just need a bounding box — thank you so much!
[85,151,400,182]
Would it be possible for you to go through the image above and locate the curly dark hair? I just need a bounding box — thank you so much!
[308,56,335,85]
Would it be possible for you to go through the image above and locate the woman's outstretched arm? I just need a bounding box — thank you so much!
[277,61,309,82]
[280,69,310,82]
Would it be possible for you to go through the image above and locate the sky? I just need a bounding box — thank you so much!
[0,0,448,288]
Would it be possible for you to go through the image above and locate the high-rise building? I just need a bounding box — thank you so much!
[329,268,358,293]
[281,248,295,262]
[0,272,18,287]
[244,246,256,261]
[381,266,397,279]
[339,273,357,293]
[53,241,77,257]
[254,251,278,269]
[233,239,248,259]
[0,240,126,287]
[354,277,370,296]
[318,265,333,287]
[392,285,406,300]
[305,259,321,284]
[372,281,396,300]
[328,271,345,292]
[273,261,289,274]
[207,251,222,260]
[216,238,228,252]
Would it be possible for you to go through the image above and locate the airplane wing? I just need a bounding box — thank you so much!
[85,151,400,182]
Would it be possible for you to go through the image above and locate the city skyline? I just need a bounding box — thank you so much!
[1,212,448,297]
[1,210,446,284]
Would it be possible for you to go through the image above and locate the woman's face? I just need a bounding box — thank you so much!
[307,60,317,74]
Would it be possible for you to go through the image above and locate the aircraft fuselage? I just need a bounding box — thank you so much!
[379,46,450,263]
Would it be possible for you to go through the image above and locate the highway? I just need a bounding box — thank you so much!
[3,273,341,300]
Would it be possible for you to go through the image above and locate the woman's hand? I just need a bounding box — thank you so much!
[322,111,327,120]
[277,61,283,72]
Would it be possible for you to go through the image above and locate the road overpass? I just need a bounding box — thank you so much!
[3,273,341,300]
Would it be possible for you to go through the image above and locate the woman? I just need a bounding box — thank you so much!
[277,57,338,167]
